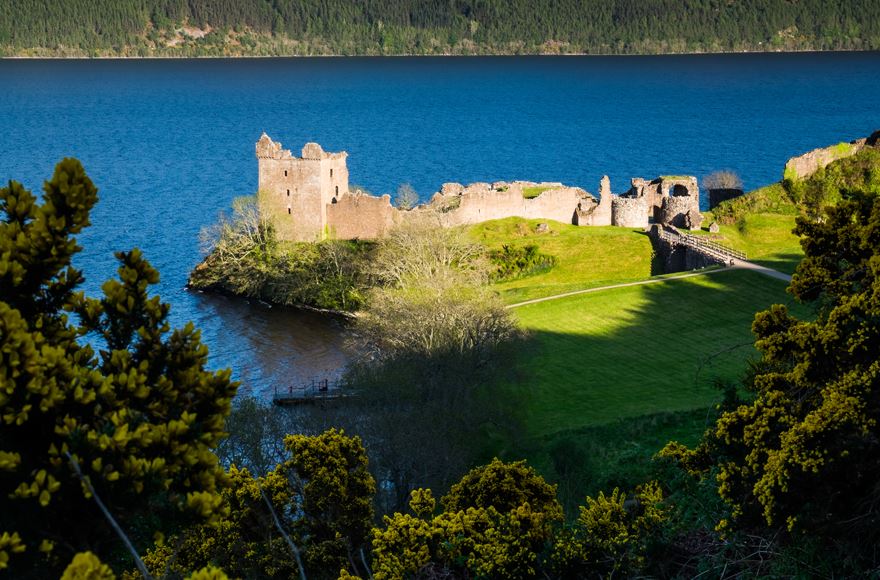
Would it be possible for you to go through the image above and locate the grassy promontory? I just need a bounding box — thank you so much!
[196,146,880,506]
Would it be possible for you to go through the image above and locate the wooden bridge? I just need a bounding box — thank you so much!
[272,378,347,406]
[654,226,747,263]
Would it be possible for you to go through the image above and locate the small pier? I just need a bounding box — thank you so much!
[272,378,347,406]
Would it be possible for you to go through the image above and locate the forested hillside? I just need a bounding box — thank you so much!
[2,0,879,56]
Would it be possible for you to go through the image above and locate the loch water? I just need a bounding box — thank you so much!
[2,53,879,399]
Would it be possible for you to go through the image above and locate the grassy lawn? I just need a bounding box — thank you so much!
[467,217,808,508]
[698,213,804,274]
[506,269,805,438]
[514,408,713,511]
[468,218,655,304]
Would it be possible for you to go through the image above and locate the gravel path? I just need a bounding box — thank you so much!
[506,262,792,309]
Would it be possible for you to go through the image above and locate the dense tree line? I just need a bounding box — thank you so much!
[2,0,880,56]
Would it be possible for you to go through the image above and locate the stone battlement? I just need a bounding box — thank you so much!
[255,134,703,242]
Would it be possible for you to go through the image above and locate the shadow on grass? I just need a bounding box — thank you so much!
[752,251,804,276]
[495,269,808,514]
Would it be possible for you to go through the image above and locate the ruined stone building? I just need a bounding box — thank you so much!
[783,131,880,181]
[256,134,702,241]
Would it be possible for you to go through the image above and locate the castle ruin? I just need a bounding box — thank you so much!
[256,134,703,241]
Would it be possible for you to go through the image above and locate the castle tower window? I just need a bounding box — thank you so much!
[330,168,334,178]
[335,185,339,195]
[287,205,291,215]
[284,170,288,177]
[287,189,290,196]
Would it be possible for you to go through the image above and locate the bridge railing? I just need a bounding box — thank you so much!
[655,227,747,262]
[681,233,747,261]
[273,378,344,403]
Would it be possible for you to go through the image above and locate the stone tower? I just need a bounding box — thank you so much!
[256,133,349,241]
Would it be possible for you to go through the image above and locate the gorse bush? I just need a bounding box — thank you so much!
[0,160,237,575]
[489,243,557,281]
[143,429,375,580]
[662,188,880,573]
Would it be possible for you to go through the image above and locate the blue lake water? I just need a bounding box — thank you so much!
[2,54,879,398]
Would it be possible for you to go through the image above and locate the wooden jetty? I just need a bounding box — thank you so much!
[272,378,347,406]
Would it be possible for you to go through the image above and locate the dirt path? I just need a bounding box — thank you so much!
[729,259,793,282]
[506,262,792,309]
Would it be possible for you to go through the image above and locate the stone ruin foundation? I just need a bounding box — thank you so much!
[255,134,705,242]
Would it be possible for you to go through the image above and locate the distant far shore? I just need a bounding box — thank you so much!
[3,48,877,60]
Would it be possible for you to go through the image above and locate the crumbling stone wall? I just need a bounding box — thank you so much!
[629,178,663,221]
[660,196,701,229]
[783,137,868,181]
[624,176,700,226]
[659,176,700,226]
[327,191,397,239]
[433,181,584,226]
[256,134,706,241]
[576,176,612,226]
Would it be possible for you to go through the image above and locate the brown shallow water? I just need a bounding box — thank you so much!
[190,291,353,401]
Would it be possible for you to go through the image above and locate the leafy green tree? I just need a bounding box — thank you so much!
[145,428,376,579]
[142,465,299,578]
[371,459,563,579]
[551,483,666,578]
[662,190,880,570]
[0,159,237,575]
[284,429,376,576]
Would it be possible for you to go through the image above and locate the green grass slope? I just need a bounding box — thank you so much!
[702,182,804,274]
[507,269,803,437]
[469,218,654,304]
[697,213,803,275]
[710,182,797,223]
[701,146,880,276]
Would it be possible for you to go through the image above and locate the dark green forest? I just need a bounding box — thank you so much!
[2,0,879,56]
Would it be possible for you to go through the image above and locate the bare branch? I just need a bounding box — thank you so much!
[65,452,153,580]
[259,484,307,580]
